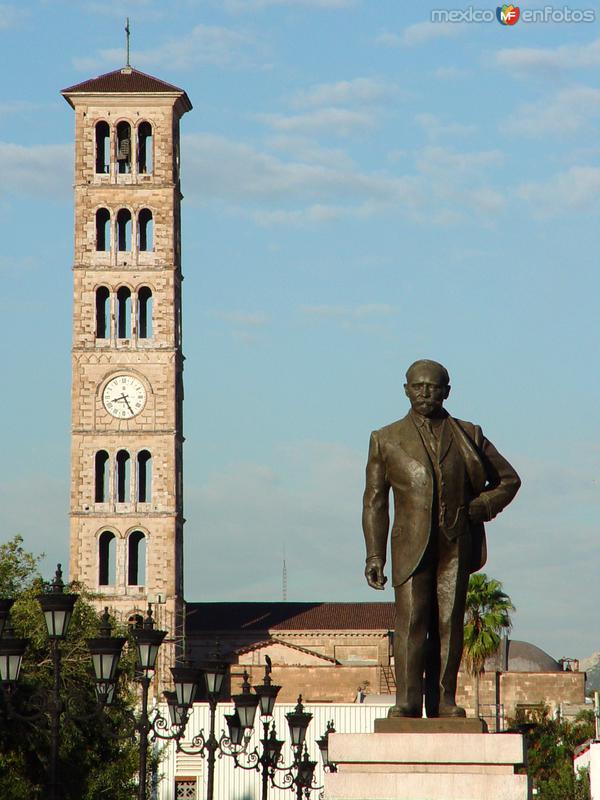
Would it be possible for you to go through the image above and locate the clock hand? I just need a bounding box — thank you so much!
[123,396,134,414]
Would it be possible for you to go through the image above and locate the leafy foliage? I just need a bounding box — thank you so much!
[511,706,593,800]
[0,537,141,800]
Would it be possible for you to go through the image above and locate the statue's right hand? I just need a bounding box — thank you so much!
[365,558,387,590]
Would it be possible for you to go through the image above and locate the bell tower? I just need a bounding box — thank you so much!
[62,66,192,677]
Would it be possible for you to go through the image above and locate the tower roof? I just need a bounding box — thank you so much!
[61,67,192,111]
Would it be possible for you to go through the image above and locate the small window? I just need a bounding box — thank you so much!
[138,209,153,252]
[96,209,111,252]
[116,121,132,174]
[137,287,153,338]
[117,209,132,252]
[128,531,146,586]
[98,531,116,586]
[138,121,153,174]
[137,450,152,502]
[95,287,110,339]
[116,450,131,502]
[95,121,110,174]
[117,287,132,338]
[94,450,109,502]
[175,780,197,800]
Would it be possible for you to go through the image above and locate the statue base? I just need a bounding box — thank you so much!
[374,716,488,734]
[324,732,530,799]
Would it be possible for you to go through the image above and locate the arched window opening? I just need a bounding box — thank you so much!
[116,121,132,174]
[117,208,132,251]
[94,450,109,502]
[98,531,116,586]
[95,121,110,174]
[95,287,110,339]
[138,122,153,174]
[137,287,153,338]
[128,531,146,586]
[138,208,154,252]
[117,286,132,338]
[95,208,111,252]
[137,450,152,502]
[128,613,143,630]
[116,450,131,502]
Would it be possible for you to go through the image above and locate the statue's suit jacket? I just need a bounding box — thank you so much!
[362,413,520,587]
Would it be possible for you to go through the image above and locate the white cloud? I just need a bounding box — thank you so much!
[0,4,24,29]
[290,78,396,109]
[257,107,376,137]
[268,136,356,169]
[415,112,476,140]
[433,66,467,80]
[495,37,600,76]
[504,86,600,137]
[0,142,71,197]
[182,134,505,227]
[518,166,600,216]
[73,25,254,72]
[377,21,464,47]
[183,133,418,207]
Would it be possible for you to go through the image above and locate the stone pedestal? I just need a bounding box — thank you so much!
[325,732,531,800]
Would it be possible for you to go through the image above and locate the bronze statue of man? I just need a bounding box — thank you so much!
[362,359,520,718]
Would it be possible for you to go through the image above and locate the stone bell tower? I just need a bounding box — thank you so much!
[62,66,191,680]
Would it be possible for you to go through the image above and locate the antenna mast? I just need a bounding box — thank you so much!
[282,546,288,602]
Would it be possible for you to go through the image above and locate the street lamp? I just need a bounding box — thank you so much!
[130,606,167,800]
[0,624,28,684]
[87,607,126,706]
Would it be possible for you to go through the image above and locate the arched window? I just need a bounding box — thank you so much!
[94,450,109,502]
[117,209,132,251]
[116,450,131,502]
[96,208,111,252]
[128,613,143,630]
[138,208,153,252]
[95,121,110,174]
[137,450,152,502]
[128,531,146,586]
[117,287,132,338]
[138,122,153,174]
[95,287,110,339]
[98,531,116,586]
[116,121,132,174]
[137,287,153,338]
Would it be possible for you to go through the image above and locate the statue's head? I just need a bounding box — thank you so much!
[404,359,450,418]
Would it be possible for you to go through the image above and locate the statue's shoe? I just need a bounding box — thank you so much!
[388,704,421,718]
[437,703,466,718]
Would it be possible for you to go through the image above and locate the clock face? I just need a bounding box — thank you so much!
[103,375,147,419]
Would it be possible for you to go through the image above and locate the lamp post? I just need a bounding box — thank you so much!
[130,605,167,800]
[171,658,333,800]
[0,565,126,800]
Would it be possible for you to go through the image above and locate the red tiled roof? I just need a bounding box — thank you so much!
[62,68,192,109]
[185,602,395,633]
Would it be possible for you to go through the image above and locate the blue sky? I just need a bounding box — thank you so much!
[0,0,599,659]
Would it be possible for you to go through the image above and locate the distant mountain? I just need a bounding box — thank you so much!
[580,652,600,693]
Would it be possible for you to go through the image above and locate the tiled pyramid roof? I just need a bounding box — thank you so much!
[62,67,191,109]
[185,602,395,633]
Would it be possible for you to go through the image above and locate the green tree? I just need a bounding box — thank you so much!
[463,572,514,718]
[0,537,141,800]
[512,705,593,800]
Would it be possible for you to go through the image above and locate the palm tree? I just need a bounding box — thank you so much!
[463,572,515,719]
